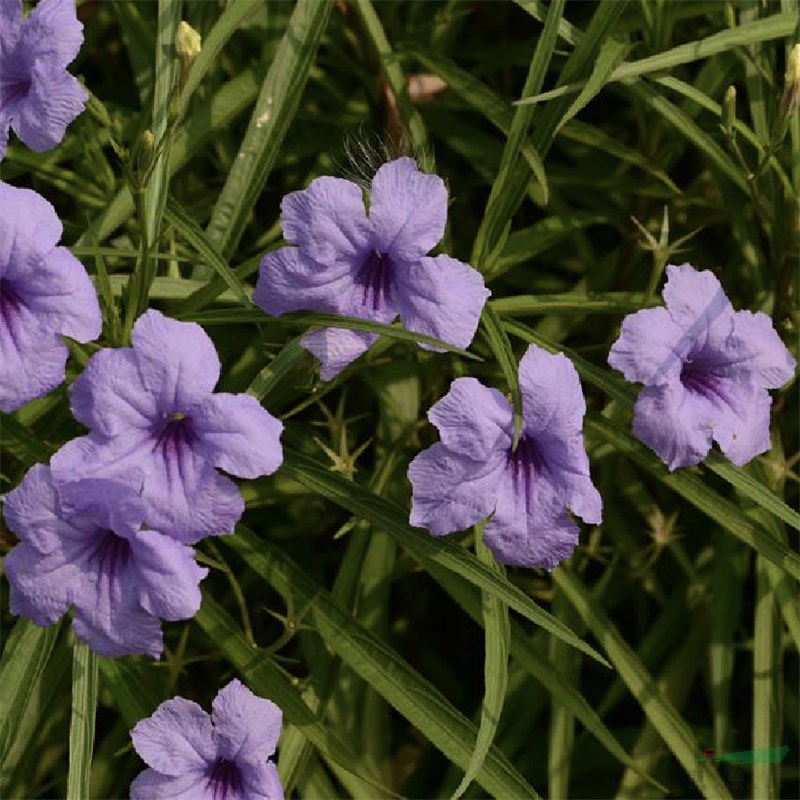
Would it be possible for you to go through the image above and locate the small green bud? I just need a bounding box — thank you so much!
[780,43,800,118]
[136,129,156,181]
[722,85,737,134]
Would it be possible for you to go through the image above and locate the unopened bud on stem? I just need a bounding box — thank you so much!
[780,43,800,118]
[176,21,201,89]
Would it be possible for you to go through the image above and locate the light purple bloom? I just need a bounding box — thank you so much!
[0,0,87,160]
[0,181,101,411]
[130,678,284,800]
[408,344,602,569]
[2,465,207,658]
[50,309,284,543]
[608,263,796,470]
[254,157,490,380]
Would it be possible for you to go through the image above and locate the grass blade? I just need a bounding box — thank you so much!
[451,531,511,799]
[281,446,608,665]
[224,527,538,799]
[66,641,99,800]
[554,567,731,800]
[0,620,60,763]
[203,0,331,263]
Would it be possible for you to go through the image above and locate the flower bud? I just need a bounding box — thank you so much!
[176,21,201,88]
[780,43,800,118]
[722,85,736,134]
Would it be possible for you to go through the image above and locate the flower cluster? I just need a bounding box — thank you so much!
[0,0,87,161]
[130,679,284,800]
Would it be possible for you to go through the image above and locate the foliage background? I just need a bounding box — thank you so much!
[1,0,798,798]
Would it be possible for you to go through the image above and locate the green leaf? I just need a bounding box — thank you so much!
[247,336,307,402]
[491,291,649,316]
[554,567,731,800]
[66,641,99,800]
[282,446,609,665]
[98,658,164,728]
[164,197,250,307]
[196,595,396,797]
[553,36,630,133]
[451,532,510,799]
[0,413,55,464]
[203,0,331,263]
[224,527,538,799]
[176,0,262,118]
[0,620,61,764]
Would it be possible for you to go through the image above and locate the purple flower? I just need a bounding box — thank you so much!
[408,345,602,569]
[50,309,284,543]
[130,678,284,800]
[608,263,796,470]
[0,181,101,411]
[2,465,207,658]
[0,0,87,160]
[254,157,490,380]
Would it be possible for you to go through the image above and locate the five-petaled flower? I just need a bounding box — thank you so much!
[130,678,284,800]
[2,465,207,658]
[254,156,490,380]
[0,181,101,412]
[608,263,796,470]
[0,0,87,160]
[408,344,602,569]
[51,309,284,543]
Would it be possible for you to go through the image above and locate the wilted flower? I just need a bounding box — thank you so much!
[0,0,88,160]
[408,345,601,569]
[0,181,101,412]
[130,679,284,800]
[51,309,284,543]
[3,466,207,658]
[254,157,490,380]
[608,263,796,470]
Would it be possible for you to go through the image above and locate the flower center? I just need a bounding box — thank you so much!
[0,278,24,315]
[0,66,33,108]
[508,435,544,483]
[152,412,196,459]
[355,249,393,311]
[206,758,243,800]
[89,530,132,585]
[680,359,724,401]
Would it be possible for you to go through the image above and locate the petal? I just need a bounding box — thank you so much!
[0,182,62,273]
[71,599,163,659]
[280,176,370,267]
[22,0,84,65]
[130,768,211,800]
[132,530,208,621]
[632,383,714,470]
[662,263,735,343]
[241,761,285,800]
[4,541,77,626]
[0,307,67,413]
[12,61,86,153]
[427,377,513,460]
[301,327,377,381]
[51,431,245,544]
[68,348,157,435]
[518,345,586,438]
[0,1,22,52]
[192,393,284,479]
[1,463,77,551]
[369,158,447,261]
[607,306,687,386]
[255,247,357,317]
[131,310,221,408]
[408,443,504,535]
[395,254,489,350]
[17,246,101,342]
[483,469,578,569]
[211,679,283,763]
[131,697,216,776]
[61,475,148,537]
[709,380,772,467]
[725,310,796,389]
[484,467,579,569]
